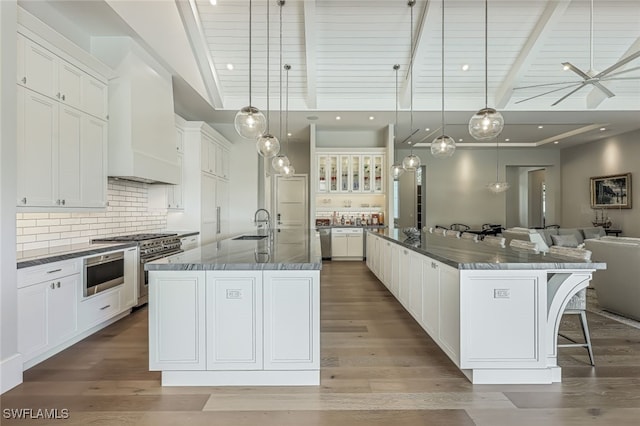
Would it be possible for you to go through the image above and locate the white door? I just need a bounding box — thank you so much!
[274,175,308,229]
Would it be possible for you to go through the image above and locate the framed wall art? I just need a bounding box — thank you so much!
[590,173,631,209]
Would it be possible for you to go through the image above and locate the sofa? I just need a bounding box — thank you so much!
[503,226,607,252]
[585,237,640,321]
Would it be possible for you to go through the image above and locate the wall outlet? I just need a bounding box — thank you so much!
[494,289,510,299]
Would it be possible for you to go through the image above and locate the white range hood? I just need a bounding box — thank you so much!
[91,37,179,185]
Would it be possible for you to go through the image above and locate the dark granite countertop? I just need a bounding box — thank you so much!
[17,242,138,269]
[368,229,607,271]
[146,229,322,271]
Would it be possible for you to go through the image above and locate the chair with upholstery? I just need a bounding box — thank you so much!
[449,223,470,232]
[460,232,479,242]
[549,246,595,366]
[481,235,505,248]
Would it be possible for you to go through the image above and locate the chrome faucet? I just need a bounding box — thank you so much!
[254,208,271,233]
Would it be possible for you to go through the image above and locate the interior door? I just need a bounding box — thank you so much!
[274,175,308,230]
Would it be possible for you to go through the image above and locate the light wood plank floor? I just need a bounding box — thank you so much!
[3,261,640,425]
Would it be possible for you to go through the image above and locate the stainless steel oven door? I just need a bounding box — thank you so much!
[83,251,125,297]
[137,249,183,306]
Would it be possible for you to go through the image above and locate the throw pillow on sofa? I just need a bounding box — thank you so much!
[551,234,580,248]
[582,227,606,240]
[558,228,584,244]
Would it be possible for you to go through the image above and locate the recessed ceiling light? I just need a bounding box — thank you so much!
[425,128,430,131]
[209,0,217,5]
[226,63,234,71]
[458,138,463,142]
[369,116,374,120]
[336,116,341,120]
[563,64,570,71]
[505,138,510,142]
[287,132,292,137]
[600,127,606,131]
[461,64,470,71]
[553,141,559,144]
[538,125,544,129]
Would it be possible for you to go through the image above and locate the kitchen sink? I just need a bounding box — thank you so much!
[232,235,268,241]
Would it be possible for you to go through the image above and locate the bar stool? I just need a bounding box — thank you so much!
[549,246,595,366]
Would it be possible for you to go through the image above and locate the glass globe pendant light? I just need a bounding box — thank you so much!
[402,0,421,173]
[271,1,289,172]
[468,0,504,141]
[431,0,456,158]
[256,0,280,158]
[390,64,405,180]
[235,0,267,139]
[281,63,296,178]
[487,139,509,193]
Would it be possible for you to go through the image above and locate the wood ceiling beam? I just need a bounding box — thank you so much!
[303,0,317,109]
[174,0,224,109]
[586,37,640,109]
[495,0,571,109]
[399,0,436,110]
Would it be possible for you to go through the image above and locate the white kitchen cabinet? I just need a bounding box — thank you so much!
[315,151,385,194]
[200,134,216,175]
[17,33,109,120]
[206,272,263,370]
[390,243,400,297]
[216,144,230,180]
[398,248,411,308]
[201,172,218,244]
[149,271,206,371]
[216,178,229,237]
[167,153,184,210]
[422,259,440,336]
[181,235,200,251]
[17,86,107,209]
[438,265,460,362]
[331,228,363,260]
[263,271,320,370]
[18,260,80,363]
[408,251,423,322]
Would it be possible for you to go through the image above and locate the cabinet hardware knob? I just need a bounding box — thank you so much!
[56,92,61,99]
[61,94,66,101]
[61,199,65,205]
[56,199,61,205]
[57,282,61,288]
[50,283,55,289]
[22,77,26,84]
[21,197,27,204]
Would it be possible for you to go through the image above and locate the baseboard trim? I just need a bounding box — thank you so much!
[1,353,23,394]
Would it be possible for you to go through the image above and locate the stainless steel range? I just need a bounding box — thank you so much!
[92,233,182,306]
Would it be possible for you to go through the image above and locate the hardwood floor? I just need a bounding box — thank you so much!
[3,261,640,425]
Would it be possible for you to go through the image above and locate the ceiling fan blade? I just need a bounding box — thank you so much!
[591,81,615,98]
[594,51,640,79]
[602,66,640,79]
[513,80,582,90]
[551,83,588,106]
[562,62,590,80]
[514,82,584,104]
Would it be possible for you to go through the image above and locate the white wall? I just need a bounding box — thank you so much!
[1,0,21,394]
[317,129,385,148]
[229,136,259,232]
[394,147,561,229]
[561,129,640,237]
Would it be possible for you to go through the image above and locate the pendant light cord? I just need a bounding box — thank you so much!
[394,64,399,141]
[279,1,283,142]
[265,0,270,132]
[484,0,488,108]
[249,0,253,107]
[495,140,500,181]
[285,64,291,155]
[441,0,445,136]
[589,0,594,71]
[409,0,414,155]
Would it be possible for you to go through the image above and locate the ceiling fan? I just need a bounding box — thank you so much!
[514,0,640,106]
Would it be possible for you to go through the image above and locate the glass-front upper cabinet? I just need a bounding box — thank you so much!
[339,155,350,192]
[329,155,338,192]
[362,155,372,192]
[317,155,328,192]
[351,156,360,191]
[373,155,383,192]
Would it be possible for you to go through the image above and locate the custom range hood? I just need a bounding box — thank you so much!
[92,37,179,185]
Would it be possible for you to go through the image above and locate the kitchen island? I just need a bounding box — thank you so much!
[145,229,321,386]
[366,229,606,384]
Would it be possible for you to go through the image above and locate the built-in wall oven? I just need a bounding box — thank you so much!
[83,251,125,297]
[92,233,182,306]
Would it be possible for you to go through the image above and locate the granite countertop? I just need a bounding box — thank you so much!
[316,225,387,229]
[17,242,138,269]
[368,229,607,271]
[163,230,200,238]
[146,229,322,271]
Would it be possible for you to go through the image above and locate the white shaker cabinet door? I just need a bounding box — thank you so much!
[149,271,206,371]
[21,36,58,98]
[206,272,263,370]
[18,282,49,361]
[80,116,108,208]
[58,60,83,111]
[263,271,320,370]
[57,105,82,207]
[47,274,79,345]
[17,86,58,207]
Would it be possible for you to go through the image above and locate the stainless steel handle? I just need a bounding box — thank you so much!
[56,92,61,99]
[50,283,55,289]
[61,199,65,205]
[216,207,221,233]
[61,94,66,101]
[22,77,26,84]
[56,199,61,205]
[21,197,27,204]
[47,268,62,274]
[100,305,111,310]
[56,282,61,288]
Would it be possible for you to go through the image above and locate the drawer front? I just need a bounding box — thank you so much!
[18,259,81,288]
[78,288,121,330]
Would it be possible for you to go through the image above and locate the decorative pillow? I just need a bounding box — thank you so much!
[558,228,584,244]
[537,229,557,247]
[551,234,580,248]
[582,227,606,240]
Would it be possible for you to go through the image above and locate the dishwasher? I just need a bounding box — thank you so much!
[318,227,332,260]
